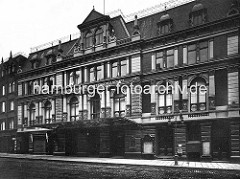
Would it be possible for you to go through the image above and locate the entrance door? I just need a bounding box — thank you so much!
[212,121,230,161]
[88,130,100,156]
[111,130,125,156]
[157,126,173,156]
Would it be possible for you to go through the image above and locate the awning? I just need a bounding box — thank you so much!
[17,127,52,133]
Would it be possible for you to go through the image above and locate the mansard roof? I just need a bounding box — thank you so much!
[126,0,232,39]
[24,39,77,72]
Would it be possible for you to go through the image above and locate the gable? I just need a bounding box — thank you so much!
[82,9,107,24]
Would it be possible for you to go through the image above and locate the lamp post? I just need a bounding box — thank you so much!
[169,110,184,165]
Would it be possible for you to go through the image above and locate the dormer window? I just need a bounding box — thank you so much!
[95,28,104,45]
[157,13,173,35]
[30,54,40,69]
[227,1,240,17]
[85,31,93,48]
[189,3,207,26]
[45,50,56,65]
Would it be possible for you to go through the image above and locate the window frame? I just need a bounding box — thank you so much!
[114,92,126,117]
[70,97,78,121]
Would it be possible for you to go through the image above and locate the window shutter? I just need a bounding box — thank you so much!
[131,55,141,73]
[227,35,238,55]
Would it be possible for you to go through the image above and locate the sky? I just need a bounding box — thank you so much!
[0,0,170,60]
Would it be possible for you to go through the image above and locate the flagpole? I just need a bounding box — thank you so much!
[103,0,105,14]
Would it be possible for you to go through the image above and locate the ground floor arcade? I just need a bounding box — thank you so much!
[13,118,240,162]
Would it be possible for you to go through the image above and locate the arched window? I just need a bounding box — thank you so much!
[29,103,36,125]
[9,83,12,93]
[190,77,207,112]
[90,93,100,120]
[114,91,126,117]
[44,101,52,124]
[95,28,104,45]
[189,3,207,26]
[12,82,15,92]
[157,82,173,114]
[85,32,93,48]
[70,97,78,121]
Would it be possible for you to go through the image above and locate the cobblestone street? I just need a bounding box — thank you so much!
[1,154,240,179]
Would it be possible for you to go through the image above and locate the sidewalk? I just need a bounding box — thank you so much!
[1,153,240,171]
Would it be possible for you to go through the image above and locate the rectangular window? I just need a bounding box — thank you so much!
[9,120,14,129]
[2,102,6,113]
[12,82,15,92]
[112,62,118,78]
[199,41,208,62]
[10,101,14,111]
[227,35,238,56]
[156,51,164,70]
[96,65,102,81]
[120,60,127,76]
[9,83,12,93]
[167,49,174,68]
[209,40,213,59]
[131,55,141,73]
[89,67,95,82]
[1,121,5,131]
[2,85,5,96]
[188,44,196,64]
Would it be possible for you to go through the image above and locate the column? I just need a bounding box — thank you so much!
[151,83,156,115]
[182,77,188,112]
[174,48,178,67]
[78,68,82,84]
[107,62,111,78]
[174,79,180,112]
[183,46,187,65]
[64,71,67,86]
[24,104,28,125]
[209,71,215,110]
[84,67,88,83]
[126,86,131,116]
[105,90,111,118]
[101,91,106,118]
[126,57,130,74]
[83,94,88,120]
[78,95,83,120]
[39,102,43,124]
[51,99,55,122]
[62,96,67,122]
[101,63,105,80]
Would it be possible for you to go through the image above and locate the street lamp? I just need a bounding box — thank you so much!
[168,110,184,165]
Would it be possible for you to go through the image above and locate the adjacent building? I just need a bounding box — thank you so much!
[5,0,240,162]
[0,53,27,153]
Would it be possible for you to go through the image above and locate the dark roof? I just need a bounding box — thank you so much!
[110,16,130,39]
[126,0,232,40]
[23,39,77,72]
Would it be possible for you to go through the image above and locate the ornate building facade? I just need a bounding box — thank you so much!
[12,0,240,161]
